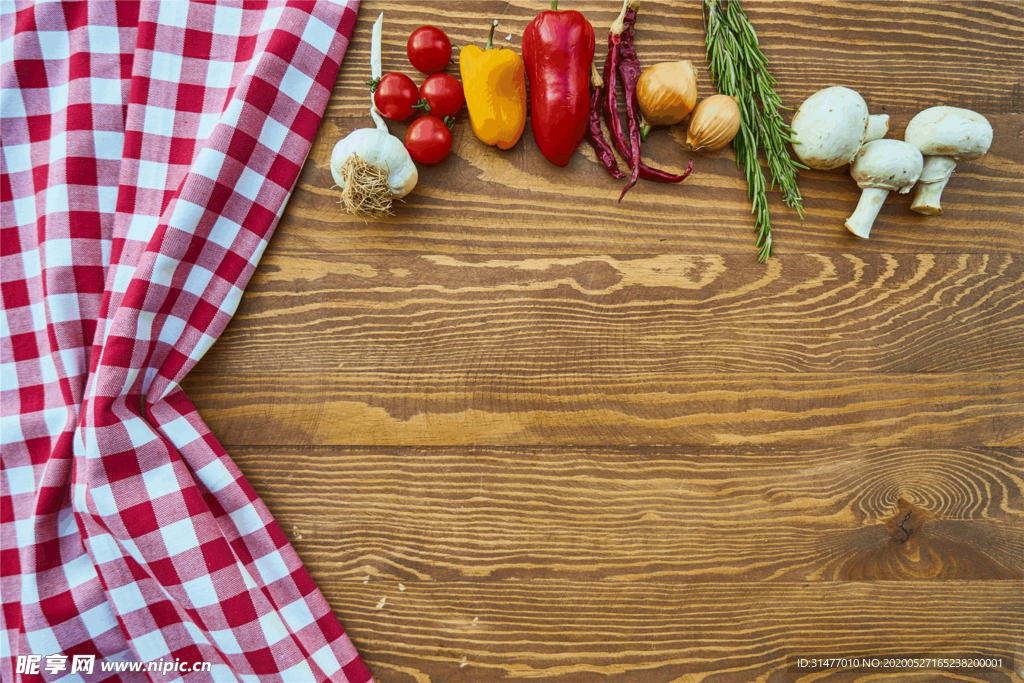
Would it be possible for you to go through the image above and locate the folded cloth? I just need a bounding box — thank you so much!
[1,1,371,680]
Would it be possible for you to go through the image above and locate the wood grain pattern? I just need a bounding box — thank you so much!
[183,371,1024,446]
[229,446,1023,583]
[185,1,1024,680]
[196,252,1024,374]
[318,581,1021,682]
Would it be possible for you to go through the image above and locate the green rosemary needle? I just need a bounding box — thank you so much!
[702,0,805,262]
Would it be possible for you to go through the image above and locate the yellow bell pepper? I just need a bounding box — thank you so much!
[459,20,527,150]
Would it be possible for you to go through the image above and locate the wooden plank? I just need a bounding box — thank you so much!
[328,2,1024,118]
[229,446,1023,583]
[198,251,1024,374]
[283,112,1023,256]
[181,371,1024,447]
[318,579,1022,682]
[185,2,1024,679]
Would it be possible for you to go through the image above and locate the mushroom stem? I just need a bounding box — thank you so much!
[910,155,957,216]
[845,187,890,239]
[865,114,889,143]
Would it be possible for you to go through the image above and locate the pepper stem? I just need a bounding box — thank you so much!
[590,62,603,88]
[486,19,498,50]
[640,124,651,142]
[610,0,629,35]
[552,0,558,9]
[611,0,640,35]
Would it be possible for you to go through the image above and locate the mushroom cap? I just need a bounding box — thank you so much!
[850,139,924,193]
[791,86,869,170]
[904,106,993,161]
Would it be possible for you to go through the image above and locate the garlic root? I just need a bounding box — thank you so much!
[336,156,394,218]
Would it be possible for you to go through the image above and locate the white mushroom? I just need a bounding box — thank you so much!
[845,139,923,239]
[903,106,992,215]
[791,86,890,170]
[865,115,890,144]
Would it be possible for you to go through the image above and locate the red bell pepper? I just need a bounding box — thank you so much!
[522,0,595,167]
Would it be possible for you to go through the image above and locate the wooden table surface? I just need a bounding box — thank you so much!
[183,1,1024,680]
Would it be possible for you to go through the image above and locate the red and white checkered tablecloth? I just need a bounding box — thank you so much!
[1,1,372,680]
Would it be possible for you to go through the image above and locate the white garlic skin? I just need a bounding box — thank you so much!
[330,128,418,199]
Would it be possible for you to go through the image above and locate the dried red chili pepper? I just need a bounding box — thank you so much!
[603,0,692,200]
[620,5,693,187]
[617,4,643,199]
[640,155,693,185]
[602,5,627,175]
[586,63,626,179]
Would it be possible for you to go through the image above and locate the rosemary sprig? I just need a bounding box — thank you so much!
[702,0,805,262]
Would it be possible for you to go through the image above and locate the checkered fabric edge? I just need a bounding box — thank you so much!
[1,1,370,681]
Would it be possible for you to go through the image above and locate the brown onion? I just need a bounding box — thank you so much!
[636,60,698,127]
[686,95,740,153]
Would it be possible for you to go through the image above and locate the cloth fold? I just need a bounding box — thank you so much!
[1,1,369,680]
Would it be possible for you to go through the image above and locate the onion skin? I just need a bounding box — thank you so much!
[636,60,697,127]
[686,95,740,153]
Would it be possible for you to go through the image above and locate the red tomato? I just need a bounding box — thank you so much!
[418,73,464,119]
[373,73,418,121]
[405,116,453,166]
[407,26,451,74]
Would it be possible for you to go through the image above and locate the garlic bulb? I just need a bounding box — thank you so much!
[685,95,740,153]
[330,13,417,217]
[330,127,417,199]
[636,60,698,127]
